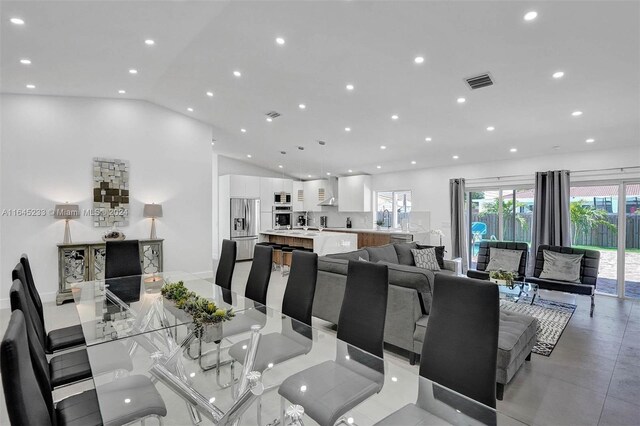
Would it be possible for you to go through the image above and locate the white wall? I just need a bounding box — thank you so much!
[372,146,640,256]
[0,94,214,305]
[218,155,288,178]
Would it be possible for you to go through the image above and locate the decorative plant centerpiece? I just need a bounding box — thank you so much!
[160,281,235,342]
[489,270,517,287]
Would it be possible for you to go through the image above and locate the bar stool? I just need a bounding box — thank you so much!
[272,244,286,271]
[281,246,298,276]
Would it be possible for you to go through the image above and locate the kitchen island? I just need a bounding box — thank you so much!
[259,230,357,256]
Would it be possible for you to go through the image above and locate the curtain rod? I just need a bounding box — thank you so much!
[465,165,640,182]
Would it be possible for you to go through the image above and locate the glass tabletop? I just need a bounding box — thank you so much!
[498,281,539,304]
[85,303,527,425]
[71,271,252,346]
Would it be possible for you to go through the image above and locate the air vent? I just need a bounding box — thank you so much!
[465,73,494,90]
[318,188,325,201]
[265,111,281,119]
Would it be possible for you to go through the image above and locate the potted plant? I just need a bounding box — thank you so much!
[376,220,384,230]
[160,281,235,342]
[489,270,516,287]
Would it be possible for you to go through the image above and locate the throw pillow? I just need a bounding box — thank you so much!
[417,245,445,269]
[540,250,583,283]
[485,248,523,273]
[358,256,368,262]
[411,248,441,271]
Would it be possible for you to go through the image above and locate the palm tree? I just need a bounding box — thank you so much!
[569,201,617,243]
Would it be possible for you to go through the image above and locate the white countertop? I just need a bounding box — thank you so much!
[324,227,425,235]
[260,230,358,256]
[260,229,352,239]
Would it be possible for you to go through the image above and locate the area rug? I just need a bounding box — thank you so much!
[500,298,576,356]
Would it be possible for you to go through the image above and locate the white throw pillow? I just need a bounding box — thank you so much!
[485,248,523,273]
[358,256,368,262]
[540,250,583,283]
[411,248,441,271]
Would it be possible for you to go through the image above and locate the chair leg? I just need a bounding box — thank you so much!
[526,352,532,362]
[590,294,595,317]
[496,383,504,401]
[280,396,287,426]
[409,352,417,365]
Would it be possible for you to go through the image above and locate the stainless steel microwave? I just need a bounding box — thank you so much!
[274,192,291,204]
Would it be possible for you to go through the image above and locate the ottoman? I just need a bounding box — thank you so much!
[412,310,537,400]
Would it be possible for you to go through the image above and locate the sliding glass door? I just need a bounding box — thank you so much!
[624,183,640,298]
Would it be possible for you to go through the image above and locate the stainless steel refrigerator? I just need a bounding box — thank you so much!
[230,198,260,260]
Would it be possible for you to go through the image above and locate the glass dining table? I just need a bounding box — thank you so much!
[71,271,527,426]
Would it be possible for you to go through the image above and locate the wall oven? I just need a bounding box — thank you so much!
[273,205,293,228]
[274,192,291,204]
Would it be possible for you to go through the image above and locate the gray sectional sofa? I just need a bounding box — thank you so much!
[311,242,457,363]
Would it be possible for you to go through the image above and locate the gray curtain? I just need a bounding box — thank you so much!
[449,178,469,273]
[530,170,572,272]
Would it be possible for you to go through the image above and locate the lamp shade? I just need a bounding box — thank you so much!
[54,204,80,220]
[143,203,163,218]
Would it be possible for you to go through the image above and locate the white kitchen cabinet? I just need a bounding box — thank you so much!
[260,212,273,231]
[292,181,305,212]
[338,175,372,212]
[228,175,260,198]
[303,179,327,212]
[259,177,275,212]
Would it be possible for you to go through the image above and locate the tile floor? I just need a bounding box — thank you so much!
[1,261,639,425]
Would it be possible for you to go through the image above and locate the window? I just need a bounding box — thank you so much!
[375,190,411,229]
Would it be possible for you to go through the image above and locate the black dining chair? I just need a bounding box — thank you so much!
[278,260,389,426]
[105,240,142,278]
[13,259,86,353]
[376,274,500,426]
[2,310,167,426]
[227,250,318,424]
[216,239,237,304]
[10,279,133,389]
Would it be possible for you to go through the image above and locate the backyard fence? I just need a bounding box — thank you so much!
[471,213,640,249]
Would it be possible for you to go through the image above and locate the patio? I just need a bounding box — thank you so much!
[594,249,640,298]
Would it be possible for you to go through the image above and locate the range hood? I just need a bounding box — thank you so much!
[318,176,338,207]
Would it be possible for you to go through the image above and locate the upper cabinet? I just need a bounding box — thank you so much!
[303,179,327,212]
[260,177,293,212]
[338,175,372,212]
[228,175,261,198]
[292,181,305,212]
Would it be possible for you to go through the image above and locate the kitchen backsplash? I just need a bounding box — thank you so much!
[302,210,373,229]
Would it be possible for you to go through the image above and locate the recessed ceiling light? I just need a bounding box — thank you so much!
[452,155,459,159]
[457,97,466,104]
[10,18,24,25]
[486,126,495,131]
[25,84,35,89]
[206,91,214,97]
[524,11,538,21]
[129,69,138,74]
[586,138,595,143]
[376,165,382,169]
[275,37,285,45]
[247,154,252,158]
[391,114,399,120]
[278,165,283,168]
[346,84,354,91]
[211,142,215,146]
[144,39,155,45]
[552,71,565,79]
[571,111,583,117]
[20,58,31,65]
[187,107,194,112]
[118,90,126,94]
[414,56,425,64]
[344,127,351,132]
[266,117,273,122]
[510,148,518,153]
[298,103,306,109]
[233,70,242,77]
[380,145,386,150]
[124,398,131,404]
[326,172,331,176]
[307,174,312,178]
[552,145,560,150]
[425,137,432,142]
[411,161,417,165]
[240,128,246,133]
[348,169,353,173]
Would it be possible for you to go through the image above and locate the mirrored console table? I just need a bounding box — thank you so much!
[57,239,163,304]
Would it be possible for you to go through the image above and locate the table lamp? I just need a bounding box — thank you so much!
[143,203,163,239]
[54,203,80,244]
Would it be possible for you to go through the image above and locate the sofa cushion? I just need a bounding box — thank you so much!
[378,261,434,314]
[486,248,523,273]
[366,244,399,264]
[318,257,349,275]
[393,242,419,266]
[497,310,537,367]
[540,250,583,283]
[417,245,445,269]
[411,248,441,271]
[326,249,369,262]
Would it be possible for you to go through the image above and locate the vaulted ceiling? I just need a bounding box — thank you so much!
[2,1,638,178]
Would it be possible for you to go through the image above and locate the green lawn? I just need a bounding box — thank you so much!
[573,245,640,254]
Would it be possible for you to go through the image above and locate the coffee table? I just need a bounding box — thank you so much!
[498,281,538,305]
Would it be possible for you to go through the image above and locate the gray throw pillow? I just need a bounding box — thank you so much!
[540,250,583,283]
[485,248,523,273]
[411,248,441,271]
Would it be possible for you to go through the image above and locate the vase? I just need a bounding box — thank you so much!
[162,298,192,323]
[490,278,507,285]
[199,322,223,343]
